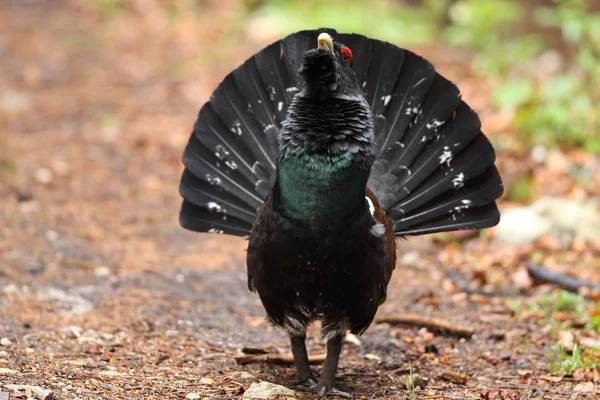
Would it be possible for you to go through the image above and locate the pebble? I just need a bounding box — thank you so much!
[98,370,126,377]
[94,266,112,277]
[185,393,201,399]
[0,350,8,357]
[35,168,53,184]
[199,377,214,385]
[231,371,256,380]
[0,337,13,347]
[0,367,19,375]
[60,325,83,339]
[243,381,299,399]
[165,329,179,337]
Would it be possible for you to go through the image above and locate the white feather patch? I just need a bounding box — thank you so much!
[366,196,375,217]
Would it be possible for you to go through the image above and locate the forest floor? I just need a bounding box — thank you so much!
[1,1,599,399]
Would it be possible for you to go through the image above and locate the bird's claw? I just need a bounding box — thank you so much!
[316,386,353,399]
[290,377,317,391]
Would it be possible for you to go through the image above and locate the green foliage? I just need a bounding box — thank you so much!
[551,344,598,375]
[506,175,535,203]
[451,0,600,153]
[254,0,446,46]
[537,290,587,319]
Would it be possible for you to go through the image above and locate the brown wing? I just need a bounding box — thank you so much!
[366,188,397,284]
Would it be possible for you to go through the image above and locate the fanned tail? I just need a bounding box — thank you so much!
[179,29,503,237]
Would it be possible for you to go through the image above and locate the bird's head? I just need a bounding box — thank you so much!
[298,32,362,100]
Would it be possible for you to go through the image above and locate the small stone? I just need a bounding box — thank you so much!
[499,352,511,361]
[399,251,419,266]
[185,393,201,400]
[165,329,179,337]
[531,145,547,163]
[0,337,13,347]
[365,353,381,361]
[231,371,255,380]
[94,266,111,277]
[61,326,82,339]
[0,350,8,357]
[243,381,299,399]
[35,168,53,184]
[98,370,126,377]
[398,374,429,389]
[199,377,214,385]
[574,381,594,392]
[0,367,19,375]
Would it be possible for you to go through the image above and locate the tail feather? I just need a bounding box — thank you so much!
[395,203,501,236]
[183,127,263,206]
[180,169,259,223]
[179,29,503,237]
[372,53,435,154]
[390,167,503,233]
[388,133,498,220]
[397,102,481,201]
[180,199,253,235]
[211,75,276,170]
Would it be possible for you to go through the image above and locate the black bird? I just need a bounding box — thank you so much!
[179,29,503,397]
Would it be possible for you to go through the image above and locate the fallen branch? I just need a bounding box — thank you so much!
[5,384,53,400]
[235,353,326,366]
[527,264,600,293]
[375,314,474,338]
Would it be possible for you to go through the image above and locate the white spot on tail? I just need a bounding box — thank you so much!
[381,95,391,106]
[277,101,283,112]
[225,160,238,170]
[205,174,222,187]
[426,119,445,130]
[230,120,242,136]
[439,147,453,166]
[206,202,222,212]
[452,173,465,188]
[208,228,224,234]
[214,144,230,160]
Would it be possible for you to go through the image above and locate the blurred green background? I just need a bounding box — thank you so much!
[254,0,600,154]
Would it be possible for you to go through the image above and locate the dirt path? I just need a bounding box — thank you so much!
[1,2,598,399]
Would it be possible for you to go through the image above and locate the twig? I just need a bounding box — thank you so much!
[234,353,326,365]
[5,384,53,400]
[375,314,474,338]
[527,264,600,292]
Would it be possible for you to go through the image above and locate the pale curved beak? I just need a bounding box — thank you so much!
[317,32,334,54]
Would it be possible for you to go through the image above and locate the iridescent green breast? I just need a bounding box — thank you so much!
[275,150,369,225]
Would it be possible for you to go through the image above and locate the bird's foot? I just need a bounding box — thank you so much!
[290,377,317,391]
[316,386,353,399]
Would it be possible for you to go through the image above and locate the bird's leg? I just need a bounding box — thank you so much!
[316,334,352,399]
[289,332,317,388]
